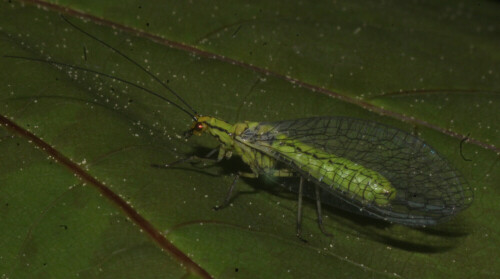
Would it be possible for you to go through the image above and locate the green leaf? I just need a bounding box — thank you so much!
[1,1,498,278]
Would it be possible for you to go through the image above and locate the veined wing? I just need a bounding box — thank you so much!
[238,117,473,226]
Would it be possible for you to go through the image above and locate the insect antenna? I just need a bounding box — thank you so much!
[3,55,196,120]
[460,133,472,162]
[60,15,199,118]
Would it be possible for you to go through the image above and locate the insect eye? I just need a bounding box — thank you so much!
[195,123,204,131]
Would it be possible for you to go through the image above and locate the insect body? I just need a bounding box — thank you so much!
[195,116,396,206]
[190,115,473,233]
[7,16,473,238]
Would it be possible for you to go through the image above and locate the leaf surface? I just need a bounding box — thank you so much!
[0,1,499,278]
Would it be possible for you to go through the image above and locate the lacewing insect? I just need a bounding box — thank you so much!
[6,16,473,239]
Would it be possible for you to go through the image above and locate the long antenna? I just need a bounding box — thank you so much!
[61,15,199,116]
[4,55,197,120]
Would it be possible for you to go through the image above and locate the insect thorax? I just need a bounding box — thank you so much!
[197,117,279,174]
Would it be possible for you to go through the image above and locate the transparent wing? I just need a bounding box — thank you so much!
[239,117,473,226]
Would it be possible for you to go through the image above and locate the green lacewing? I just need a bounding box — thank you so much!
[6,16,473,238]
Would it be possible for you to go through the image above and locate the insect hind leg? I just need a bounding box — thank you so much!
[296,176,307,242]
[314,184,333,237]
[296,178,333,241]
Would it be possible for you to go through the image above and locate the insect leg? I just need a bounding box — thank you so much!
[296,176,307,242]
[151,155,220,169]
[314,184,333,237]
[214,174,240,210]
[267,169,294,177]
[204,147,219,158]
[152,147,223,169]
[258,169,307,241]
[213,172,257,210]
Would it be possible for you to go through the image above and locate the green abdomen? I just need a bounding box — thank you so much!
[272,137,396,206]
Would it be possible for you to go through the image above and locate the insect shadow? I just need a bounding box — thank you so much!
[165,147,472,253]
[326,203,473,253]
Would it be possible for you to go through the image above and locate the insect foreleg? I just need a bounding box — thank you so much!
[152,149,222,169]
[216,146,233,161]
